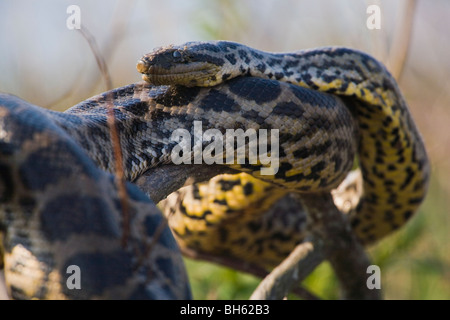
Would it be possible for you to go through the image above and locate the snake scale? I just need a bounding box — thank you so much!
[0,95,191,299]
[0,40,429,299]
[138,41,430,266]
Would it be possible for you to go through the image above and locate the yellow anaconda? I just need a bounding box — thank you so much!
[137,41,430,263]
[0,94,191,299]
[1,78,356,297]
[0,41,430,298]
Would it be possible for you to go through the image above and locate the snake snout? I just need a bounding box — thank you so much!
[136,59,150,74]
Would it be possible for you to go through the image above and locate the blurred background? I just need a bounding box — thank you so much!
[0,0,448,299]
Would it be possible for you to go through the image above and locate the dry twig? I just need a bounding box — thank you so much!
[137,165,378,300]
[302,193,381,300]
[386,0,417,79]
[249,240,317,300]
[78,26,130,247]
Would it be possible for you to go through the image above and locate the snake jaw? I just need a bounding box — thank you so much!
[137,43,231,87]
[137,58,221,87]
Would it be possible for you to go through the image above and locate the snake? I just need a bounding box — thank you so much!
[136,40,430,268]
[0,40,429,298]
[0,94,191,299]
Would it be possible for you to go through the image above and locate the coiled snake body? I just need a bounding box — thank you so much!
[0,95,191,299]
[0,41,429,298]
[138,41,430,266]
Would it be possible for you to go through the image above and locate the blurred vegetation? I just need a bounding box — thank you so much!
[0,0,448,300]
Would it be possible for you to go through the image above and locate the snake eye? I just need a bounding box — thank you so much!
[172,50,182,59]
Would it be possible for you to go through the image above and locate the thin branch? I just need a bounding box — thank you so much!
[181,246,268,279]
[78,26,130,247]
[75,1,136,99]
[249,240,317,300]
[138,164,374,299]
[135,164,237,203]
[0,271,8,300]
[181,246,321,300]
[386,0,417,80]
[302,193,381,300]
[137,164,327,299]
[248,192,380,300]
[78,26,113,90]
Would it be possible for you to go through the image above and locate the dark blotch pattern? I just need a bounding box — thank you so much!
[228,77,281,104]
[190,53,225,67]
[192,43,221,53]
[192,184,201,199]
[222,73,231,81]
[19,141,99,191]
[219,178,241,191]
[198,89,238,113]
[214,198,228,206]
[62,251,133,298]
[238,50,251,64]
[40,195,118,242]
[154,85,201,106]
[243,182,254,196]
[293,140,332,159]
[144,214,179,250]
[272,101,305,118]
[122,99,149,116]
[0,163,14,202]
[291,84,338,109]
[225,53,237,65]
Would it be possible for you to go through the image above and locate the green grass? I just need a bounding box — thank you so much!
[184,259,260,300]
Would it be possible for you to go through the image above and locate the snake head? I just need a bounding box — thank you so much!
[137,41,239,87]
